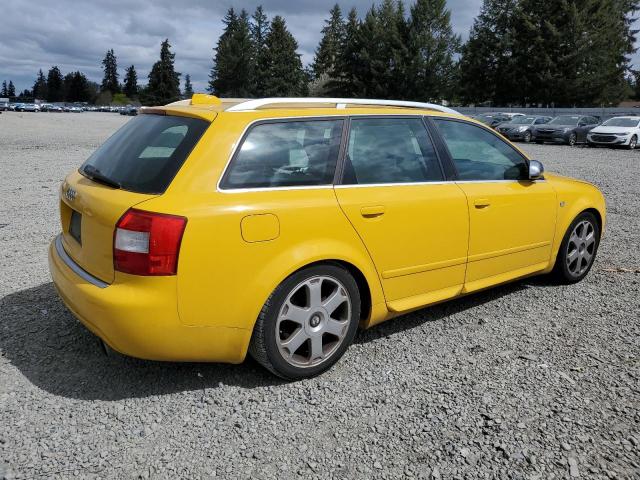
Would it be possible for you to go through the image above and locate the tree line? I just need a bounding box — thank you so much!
[208,0,639,106]
[4,0,639,107]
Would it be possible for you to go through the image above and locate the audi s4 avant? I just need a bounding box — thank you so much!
[49,95,606,379]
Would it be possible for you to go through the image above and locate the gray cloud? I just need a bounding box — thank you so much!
[2,0,635,96]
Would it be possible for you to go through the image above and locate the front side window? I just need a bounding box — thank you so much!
[221,119,343,189]
[433,119,528,181]
[343,117,443,185]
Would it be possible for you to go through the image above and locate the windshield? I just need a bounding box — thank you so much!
[511,116,536,125]
[602,118,640,128]
[549,116,580,126]
[80,114,209,194]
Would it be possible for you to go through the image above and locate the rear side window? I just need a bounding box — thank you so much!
[434,119,528,181]
[343,117,443,185]
[80,114,209,194]
[221,120,343,189]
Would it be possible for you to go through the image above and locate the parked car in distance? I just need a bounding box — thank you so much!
[49,96,606,379]
[496,115,552,143]
[69,106,83,113]
[16,103,40,112]
[587,116,640,149]
[532,115,600,146]
[120,105,138,116]
[469,113,512,129]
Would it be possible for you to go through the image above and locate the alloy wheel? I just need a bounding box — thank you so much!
[276,276,352,368]
[569,133,577,146]
[566,220,596,277]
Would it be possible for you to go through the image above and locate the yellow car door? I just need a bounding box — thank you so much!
[334,117,469,312]
[431,118,557,293]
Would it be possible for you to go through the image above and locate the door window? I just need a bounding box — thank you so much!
[221,119,343,189]
[433,119,528,181]
[343,118,443,185]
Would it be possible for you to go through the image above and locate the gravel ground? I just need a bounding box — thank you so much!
[0,111,638,480]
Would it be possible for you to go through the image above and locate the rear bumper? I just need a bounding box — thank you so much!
[48,235,251,363]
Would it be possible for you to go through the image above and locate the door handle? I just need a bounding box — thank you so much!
[474,199,491,209]
[360,205,386,218]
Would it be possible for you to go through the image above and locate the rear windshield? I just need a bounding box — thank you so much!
[511,116,536,124]
[549,116,580,126]
[79,114,209,194]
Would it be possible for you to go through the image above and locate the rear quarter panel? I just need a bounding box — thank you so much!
[139,113,387,332]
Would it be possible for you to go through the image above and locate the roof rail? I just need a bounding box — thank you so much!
[225,97,459,115]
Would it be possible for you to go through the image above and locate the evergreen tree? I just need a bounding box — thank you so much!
[407,0,460,102]
[327,8,361,96]
[63,71,91,102]
[209,8,254,97]
[33,69,48,100]
[261,16,307,96]
[101,49,120,94]
[123,65,139,99]
[145,39,181,105]
[311,5,346,80]
[46,66,64,102]
[510,0,639,106]
[459,0,519,105]
[183,74,194,98]
[1,81,7,97]
[7,81,16,98]
[251,6,270,96]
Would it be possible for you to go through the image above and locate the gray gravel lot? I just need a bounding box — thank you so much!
[0,112,638,479]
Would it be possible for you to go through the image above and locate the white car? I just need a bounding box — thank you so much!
[587,116,640,149]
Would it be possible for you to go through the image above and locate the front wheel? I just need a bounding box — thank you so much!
[568,132,577,146]
[553,212,600,284]
[627,135,637,150]
[249,264,361,380]
[523,131,532,143]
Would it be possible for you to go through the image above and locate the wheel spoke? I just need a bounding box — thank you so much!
[310,335,324,361]
[322,288,347,316]
[281,328,308,356]
[307,280,323,308]
[281,302,309,325]
[324,318,347,337]
[585,231,596,247]
[566,248,579,265]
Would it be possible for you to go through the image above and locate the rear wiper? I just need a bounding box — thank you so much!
[81,165,121,189]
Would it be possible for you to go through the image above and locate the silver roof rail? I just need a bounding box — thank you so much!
[225,97,459,115]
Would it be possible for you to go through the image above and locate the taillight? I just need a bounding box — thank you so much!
[114,209,187,276]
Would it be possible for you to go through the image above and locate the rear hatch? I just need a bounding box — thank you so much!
[59,113,210,284]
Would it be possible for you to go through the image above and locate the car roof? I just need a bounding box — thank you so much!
[146,96,467,122]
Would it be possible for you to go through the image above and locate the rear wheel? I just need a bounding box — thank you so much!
[249,264,361,380]
[553,212,600,284]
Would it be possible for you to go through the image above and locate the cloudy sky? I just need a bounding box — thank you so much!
[0,0,482,93]
[1,0,636,94]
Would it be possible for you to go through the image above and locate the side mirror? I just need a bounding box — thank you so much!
[529,160,545,180]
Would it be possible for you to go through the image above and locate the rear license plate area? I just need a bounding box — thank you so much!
[69,209,82,245]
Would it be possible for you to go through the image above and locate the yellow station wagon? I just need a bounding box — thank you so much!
[49,96,606,379]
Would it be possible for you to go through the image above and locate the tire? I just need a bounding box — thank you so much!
[552,212,600,284]
[568,133,577,146]
[523,131,532,143]
[248,264,361,380]
[627,135,637,150]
